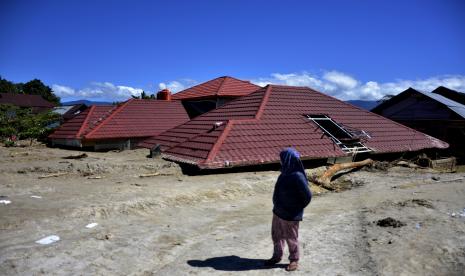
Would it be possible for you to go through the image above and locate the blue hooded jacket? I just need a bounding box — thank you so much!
[272,148,312,221]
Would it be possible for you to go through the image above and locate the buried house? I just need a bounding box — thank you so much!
[171,76,261,118]
[48,95,189,150]
[139,85,448,169]
[0,93,55,113]
[372,87,465,159]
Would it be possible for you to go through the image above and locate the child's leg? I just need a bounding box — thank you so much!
[286,237,299,262]
[272,239,285,260]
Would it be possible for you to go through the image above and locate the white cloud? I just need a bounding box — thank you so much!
[251,72,465,101]
[52,82,145,102]
[53,73,465,102]
[52,84,75,96]
[158,81,185,92]
[159,79,198,93]
[323,71,358,90]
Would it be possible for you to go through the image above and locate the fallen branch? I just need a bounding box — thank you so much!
[309,159,374,190]
[38,172,68,179]
[138,172,160,178]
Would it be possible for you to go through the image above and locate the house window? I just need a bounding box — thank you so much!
[305,114,371,154]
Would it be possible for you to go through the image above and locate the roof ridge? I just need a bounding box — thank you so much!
[254,85,272,119]
[216,76,228,96]
[84,99,134,138]
[173,76,224,96]
[203,120,235,164]
[223,76,258,85]
[76,105,96,138]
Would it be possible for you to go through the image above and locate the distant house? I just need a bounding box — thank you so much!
[139,85,447,170]
[0,93,55,113]
[172,76,261,118]
[372,87,465,159]
[49,92,190,150]
[432,86,465,105]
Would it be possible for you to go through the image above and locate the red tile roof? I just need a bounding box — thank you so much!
[49,99,189,141]
[171,76,261,100]
[140,85,448,169]
[0,93,55,112]
[48,105,114,139]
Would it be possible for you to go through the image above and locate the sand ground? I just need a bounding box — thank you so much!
[1,144,464,275]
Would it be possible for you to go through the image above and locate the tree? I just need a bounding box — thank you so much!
[0,76,60,105]
[0,76,20,94]
[131,91,155,99]
[21,79,60,105]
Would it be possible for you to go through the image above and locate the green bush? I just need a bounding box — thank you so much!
[0,104,59,146]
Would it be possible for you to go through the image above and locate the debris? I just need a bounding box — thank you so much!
[451,213,456,217]
[415,223,422,229]
[105,233,112,240]
[0,199,11,205]
[131,183,147,187]
[38,172,68,179]
[139,172,160,178]
[62,153,88,159]
[396,161,419,168]
[35,235,60,245]
[86,223,98,229]
[87,176,103,179]
[397,199,434,209]
[417,156,456,172]
[30,195,42,199]
[460,209,465,217]
[431,176,440,181]
[437,177,464,183]
[376,217,406,228]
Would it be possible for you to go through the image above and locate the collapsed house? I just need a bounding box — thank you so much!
[49,95,189,150]
[139,85,448,169]
[171,76,261,118]
[372,87,465,159]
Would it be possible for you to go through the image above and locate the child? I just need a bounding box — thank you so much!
[265,148,312,271]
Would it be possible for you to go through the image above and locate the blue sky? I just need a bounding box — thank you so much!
[1,0,464,101]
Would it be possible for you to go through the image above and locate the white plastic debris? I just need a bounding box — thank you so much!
[85,223,98,229]
[30,195,42,199]
[0,199,11,205]
[451,212,456,217]
[35,235,60,245]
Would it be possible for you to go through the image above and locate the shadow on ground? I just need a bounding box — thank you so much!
[187,255,287,271]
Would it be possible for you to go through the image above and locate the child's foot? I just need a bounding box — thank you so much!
[263,257,281,266]
[286,261,298,271]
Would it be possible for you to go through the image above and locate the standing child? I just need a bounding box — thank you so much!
[265,148,312,271]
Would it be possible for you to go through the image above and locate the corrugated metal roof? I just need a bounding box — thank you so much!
[171,76,261,100]
[416,89,465,118]
[140,85,448,169]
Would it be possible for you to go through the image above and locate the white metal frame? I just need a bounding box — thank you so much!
[306,115,372,154]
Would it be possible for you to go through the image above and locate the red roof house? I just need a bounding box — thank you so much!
[139,85,448,169]
[0,93,55,113]
[49,98,189,150]
[171,76,261,118]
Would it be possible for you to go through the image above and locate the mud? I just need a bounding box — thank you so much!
[1,144,465,275]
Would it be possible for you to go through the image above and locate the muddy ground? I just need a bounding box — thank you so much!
[0,144,464,275]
